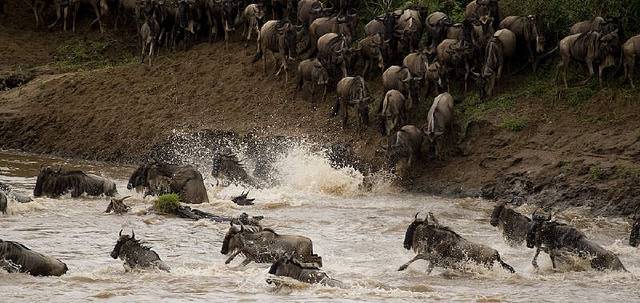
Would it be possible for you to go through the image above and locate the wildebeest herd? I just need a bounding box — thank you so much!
[1,162,638,286]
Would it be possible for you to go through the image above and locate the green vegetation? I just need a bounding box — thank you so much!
[54,38,136,70]
[501,116,528,132]
[589,166,605,180]
[154,194,181,214]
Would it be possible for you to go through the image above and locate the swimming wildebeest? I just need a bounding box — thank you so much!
[296,58,329,104]
[382,65,416,110]
[0,239,68,276]
[351,34,386,78]
[211,150,259,187]
[424,92,454,160]
[387,125,423,171]
[622,35,640,88]
[111,230,170,271]
[425,11,453,48]
[474,28,516,99]
[399,212,515,274]
[105,196,132,214]
[378,89,407,136]
[241,3,265,48]
[140,15,159,66]
[253,19,298,82]
[333,76,371,131]
[569,16,606,35]
[127,162,209,204]
[490,200,531,246]
[526,212,626,271]
[267,254,343,287]
[34,166,117,198]
[630,216,640,247]
[231,190,255,206]
[499,15,545,70]
[221,222,322,266]
[556,30,620,88]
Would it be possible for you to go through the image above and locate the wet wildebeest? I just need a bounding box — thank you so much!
[105,196,132,214]
[296,58,329,104]
[297,0,332,28]
[351,34,386,78]
[307,12,358,56]
[395,9,423,53]
[333,76,371,131]
[399,212,515,274]
[490,200,531,246]
[622,35,640,88]
[0,191,6,214]
[140,15,159,66]
[499,15,545,70]
[253,19,298,82]
[211,150,259,187]
[0,239,68,276]
[231,190,255,206]
[569,16,606,35]
[465,0,500,30]
[424,92,454,160]
[387,125,423,170]
[111,230,170,271]
[317,33,350,79]
[474,28,516,99]
[382,65,416,110]
[34,166,117,198]
[378,89,406,136]
[241,3,265,48]
[267,255,343,287]
[556,30,620,88]
[437,38,475,93]
[127,162,209,204]
[221,222,322,266]
[425,11,452,48]
[526,212,626,271]
[630,216,640,247]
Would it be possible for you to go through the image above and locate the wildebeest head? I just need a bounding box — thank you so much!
[231,190,255,206]
[111,229,135,259]
[490,201,506,227]
[598,30,620,57]
[220,222,243,255]
[127,164,149,190]
[222,0,238,31]
[630,216,640,247]
[526,210,551,248]
[33,166,60,197]
[403,212,426,249]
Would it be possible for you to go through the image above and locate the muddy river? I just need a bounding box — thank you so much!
[0,149,638,302]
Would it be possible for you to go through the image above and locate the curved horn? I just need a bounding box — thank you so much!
[414,212,420,219]
[131,229,135,239]
[119,229,123,237]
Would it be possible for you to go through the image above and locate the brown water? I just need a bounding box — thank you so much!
[1,149,639,302]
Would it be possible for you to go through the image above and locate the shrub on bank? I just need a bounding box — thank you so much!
[154,194,181,214]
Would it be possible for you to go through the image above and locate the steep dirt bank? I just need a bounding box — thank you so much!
[1,2,639,215]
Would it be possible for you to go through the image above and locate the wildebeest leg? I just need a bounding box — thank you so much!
[496,254,515,273]
[464,61,470,94]
[148,42,154,67]
[331,97,341,117]
[224,250,242,264]
[531,247,541,269]
[141,39,147,64]
[398,254,427,271]
[580,59,595,85]
[49,3,61,30]
[309,83,316,104]
[362,61,370,78]
[341,99,348,129]
[240,258,253,266]
[549,250,558,269]
[90,3,104,33]
[321,85,327,103]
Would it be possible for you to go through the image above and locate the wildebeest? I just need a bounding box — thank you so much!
[0,239,68,276]
[253,19,298,82]
[127,162,209,204]
[382,65,416,110]
[241,3,265,48]
[34,166,117,198]
[395,9,422,53]
[425,11,452,48]
[211,150,259,187]
[267,255,343,287]
[0,191,6,214]
[351,34,386,78]
[110,230,170,271]
[140,16,159,66]
[219,0,240,49]
[437,38,475,93]
[622,35,640,88]
[499,15,545,69]
[424,92,454,160]
[399,212,515,274]
[296,58,329,104]
[388,125,423,170]
[378,89,406,136]
[526,212,626,271]
[490,200,531,246]
[364,10,400,60]
[333,76,371,131]
[630,216,640,247]
[317,32,350,78]
[297,0,331,27]
[556,30,620,88]
[231,190,255,206]
[174,0,200,50]
[403,50,441,97]
[307,13,357,56]
[220,222,321,266]
[105,196,131,214]
[465,0,500,29]
[475,28,516,99]
[569,16,606,35]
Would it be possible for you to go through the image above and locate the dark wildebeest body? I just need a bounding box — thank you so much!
[127,162,209,204]
[476,29,516,99]
[382,65,416,110]
[267,255,343,287]
[364,11,400,61]
[352,34,385,78]
[34,167,117,198]
[425,11,452,48]
[399,212,515,274]
[231,190,255,206]
[499,15,545,69]
[105,196,131,214]
[437,38,475,93]
[395,9,422,54]
[490,201,531,246]
[424,92,454,160]
[556,30,620,88]
[526,215,626,271]
[296,58,329,104]
[111,230,170,271]
[0,239,68,276]
[388,125,423,171]
[623,35,640,88]
[211,151,260,187]
[630,216,640,247]
[241,3,265,48]
[333,76,370,131]
[221,223,321,266]
[0,191,6,214]
[317,33,350,79]
[378,89,406,136]
[297,0,331,28]
[403,50,441,98]
[569,17,605,35]
[307,13,357,57]
[253,19,298,82]
[140,16,159,66]
[465,0,499,30]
